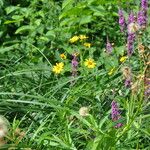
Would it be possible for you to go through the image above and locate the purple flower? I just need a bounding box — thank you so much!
[111,100,123,128]
[115,123,123,128]
[125,78,131,87]
[128,12,135,24]
[137,10,147,26]
[71,54,78,77]
[118,9,126,32]
[141,0,148,10]
[138,0,148,27]
[127,33,135,56]
[106,37,113,54]
[127,12,136,56]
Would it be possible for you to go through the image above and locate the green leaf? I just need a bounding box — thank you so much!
[15,25,34,34]
[5,6,19,14]
[79,15,92,25]
[0,44,18,54]
[46,30,56,40]
[62,0,73,9]
[4,20,21,24]
[0,0,3,6]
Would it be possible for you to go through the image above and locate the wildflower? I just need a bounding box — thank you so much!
[79,107,89,117]
[84,58,96,69]
[111,101,123,128]
[120,56,127,63]
[84,42,91,48]
[79,35,88,40]
[122,66,132,87]
[137,10,147,27]
[71,53,78,77]
[69,36,79,43]
[52,62,64,74]
[141,0,148,10]
[125,78,132,87]
[106,36,113,54]
[60,53,66,60]
[138,0,148,27]
[108,68,115,76]
[128,12,135,24]
[127,33,135,56]
[127,12,136,56]
[118,9,126,32]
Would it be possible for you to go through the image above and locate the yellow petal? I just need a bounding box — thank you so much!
[120,56,127,62]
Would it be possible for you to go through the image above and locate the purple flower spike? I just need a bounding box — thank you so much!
[128,12,135,24]
[127,12,136,56]
[137,10,147,26]
[119,9,126,32]
[111,100,123,128]
[106,37,113,54]
[138,0,148,27]
[141,0,148,10]
[71,54,78,77]
[127,33,135,56]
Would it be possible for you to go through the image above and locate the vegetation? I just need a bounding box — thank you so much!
[0,0,149,149]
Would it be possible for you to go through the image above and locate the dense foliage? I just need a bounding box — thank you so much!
[0,0,149,149]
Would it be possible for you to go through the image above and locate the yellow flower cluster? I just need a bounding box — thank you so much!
[52,57,97,74]
[79,35,88,40]
[83,42,91,48]
[120,56,127,63]
[84,58,96,69]
[69,35,92,48]
[69,35,89,42]
[69,36,79,43]
[52,62,64,74]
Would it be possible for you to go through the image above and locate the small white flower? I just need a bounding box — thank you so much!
[79,107,89,117]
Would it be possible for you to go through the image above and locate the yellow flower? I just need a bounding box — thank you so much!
[108,68,115,76]
[79,35,88,40]
[84,43,91,48]
[84,58,96,69]
[60,53,66,60]
[52,62,64,74]
[120,56,127,63]
[69,36,79,43]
